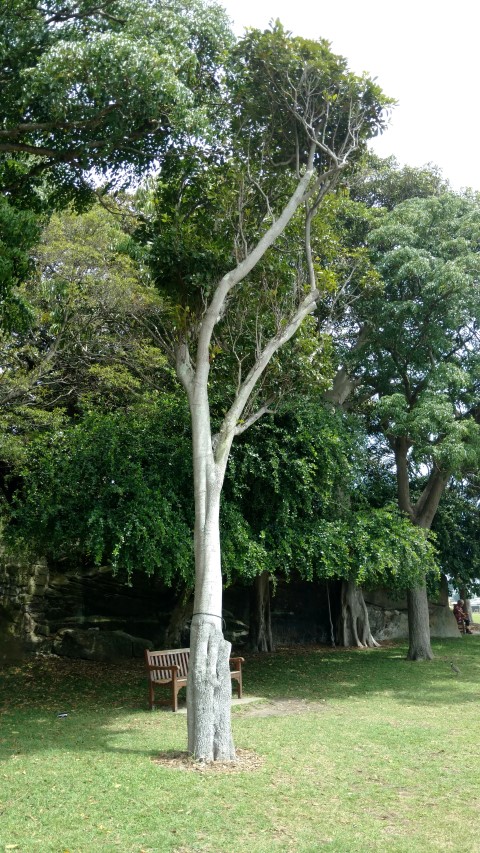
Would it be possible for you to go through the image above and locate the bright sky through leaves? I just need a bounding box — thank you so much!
[221,0,480,192]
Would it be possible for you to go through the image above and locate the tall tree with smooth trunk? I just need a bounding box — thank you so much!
[139,24,390,759]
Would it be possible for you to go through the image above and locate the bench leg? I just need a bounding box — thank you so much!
[148,682,155,711]
[232,673,242,699]
[171,676,178,712]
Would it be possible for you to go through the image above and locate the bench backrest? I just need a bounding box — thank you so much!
[146,648,190,679]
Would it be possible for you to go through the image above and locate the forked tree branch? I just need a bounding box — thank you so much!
[215,287,320,463]
[194,142,318,386]
[234,399,275,435]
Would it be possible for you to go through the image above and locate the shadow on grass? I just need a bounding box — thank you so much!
[0,637,479,760]
[247,637,480,709]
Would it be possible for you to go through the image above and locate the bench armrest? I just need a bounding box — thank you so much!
[229,657,245,666]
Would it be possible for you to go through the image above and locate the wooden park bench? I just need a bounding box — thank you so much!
[144,647,245,712]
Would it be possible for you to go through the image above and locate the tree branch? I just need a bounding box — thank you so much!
[175,341,195,397]
[215,288,320,461]
[0,104,120,140]
[413,467,450,529]
[195,142,318,386]
[234,400,275,435]
[394,437,414,520]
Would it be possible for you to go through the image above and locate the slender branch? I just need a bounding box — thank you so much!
[44,1,123,24]
[234,400,275,435]
[0,104,120,140]
[195,142,318,382]
[0,142,59,157]
[304,203,316,292]
[216,288,320,458]
[324,325,370,406]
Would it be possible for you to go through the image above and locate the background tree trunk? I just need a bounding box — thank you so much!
[405,581,433,659]
[164,588,193,648]
[338,581,379,648]
[249,571,274,652]
[406,584,433,660]
[395,443,446,661]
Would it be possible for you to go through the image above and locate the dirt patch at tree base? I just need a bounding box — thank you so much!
[236,697,328,717]
[152,699,328,771]
[152,748,265,773]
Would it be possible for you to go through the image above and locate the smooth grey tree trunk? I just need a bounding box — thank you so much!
[338,580,379,648]
[180,270,322,760]
[249,571,274,652]
[187,619,235,761]
[185,423,236,762]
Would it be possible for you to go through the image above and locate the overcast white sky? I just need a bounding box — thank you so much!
[220,0,480,192]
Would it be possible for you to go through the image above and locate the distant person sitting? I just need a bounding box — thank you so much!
[453,599,473,634]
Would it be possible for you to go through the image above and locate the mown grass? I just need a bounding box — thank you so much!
[1,637,479,853]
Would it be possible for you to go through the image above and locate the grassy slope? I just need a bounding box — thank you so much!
[0,638,479,853]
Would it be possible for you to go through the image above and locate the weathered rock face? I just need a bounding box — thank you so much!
[53,628,153,661]
[428,575,462,637]
[365,576,459,641]
[0,558,50,659]
[224,578,336,648]
[0,553,459,661]
[43,564,177,640]
[0,558,177,661]
[1,559,338,658]
[365,590,409,641]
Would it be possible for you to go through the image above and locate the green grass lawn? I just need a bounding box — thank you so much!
[1,638,479,853]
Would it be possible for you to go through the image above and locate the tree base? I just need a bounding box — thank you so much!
[187,619,236,762]
[406,647,434,661]
[406,584,434,661]
[339,581,379,648]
